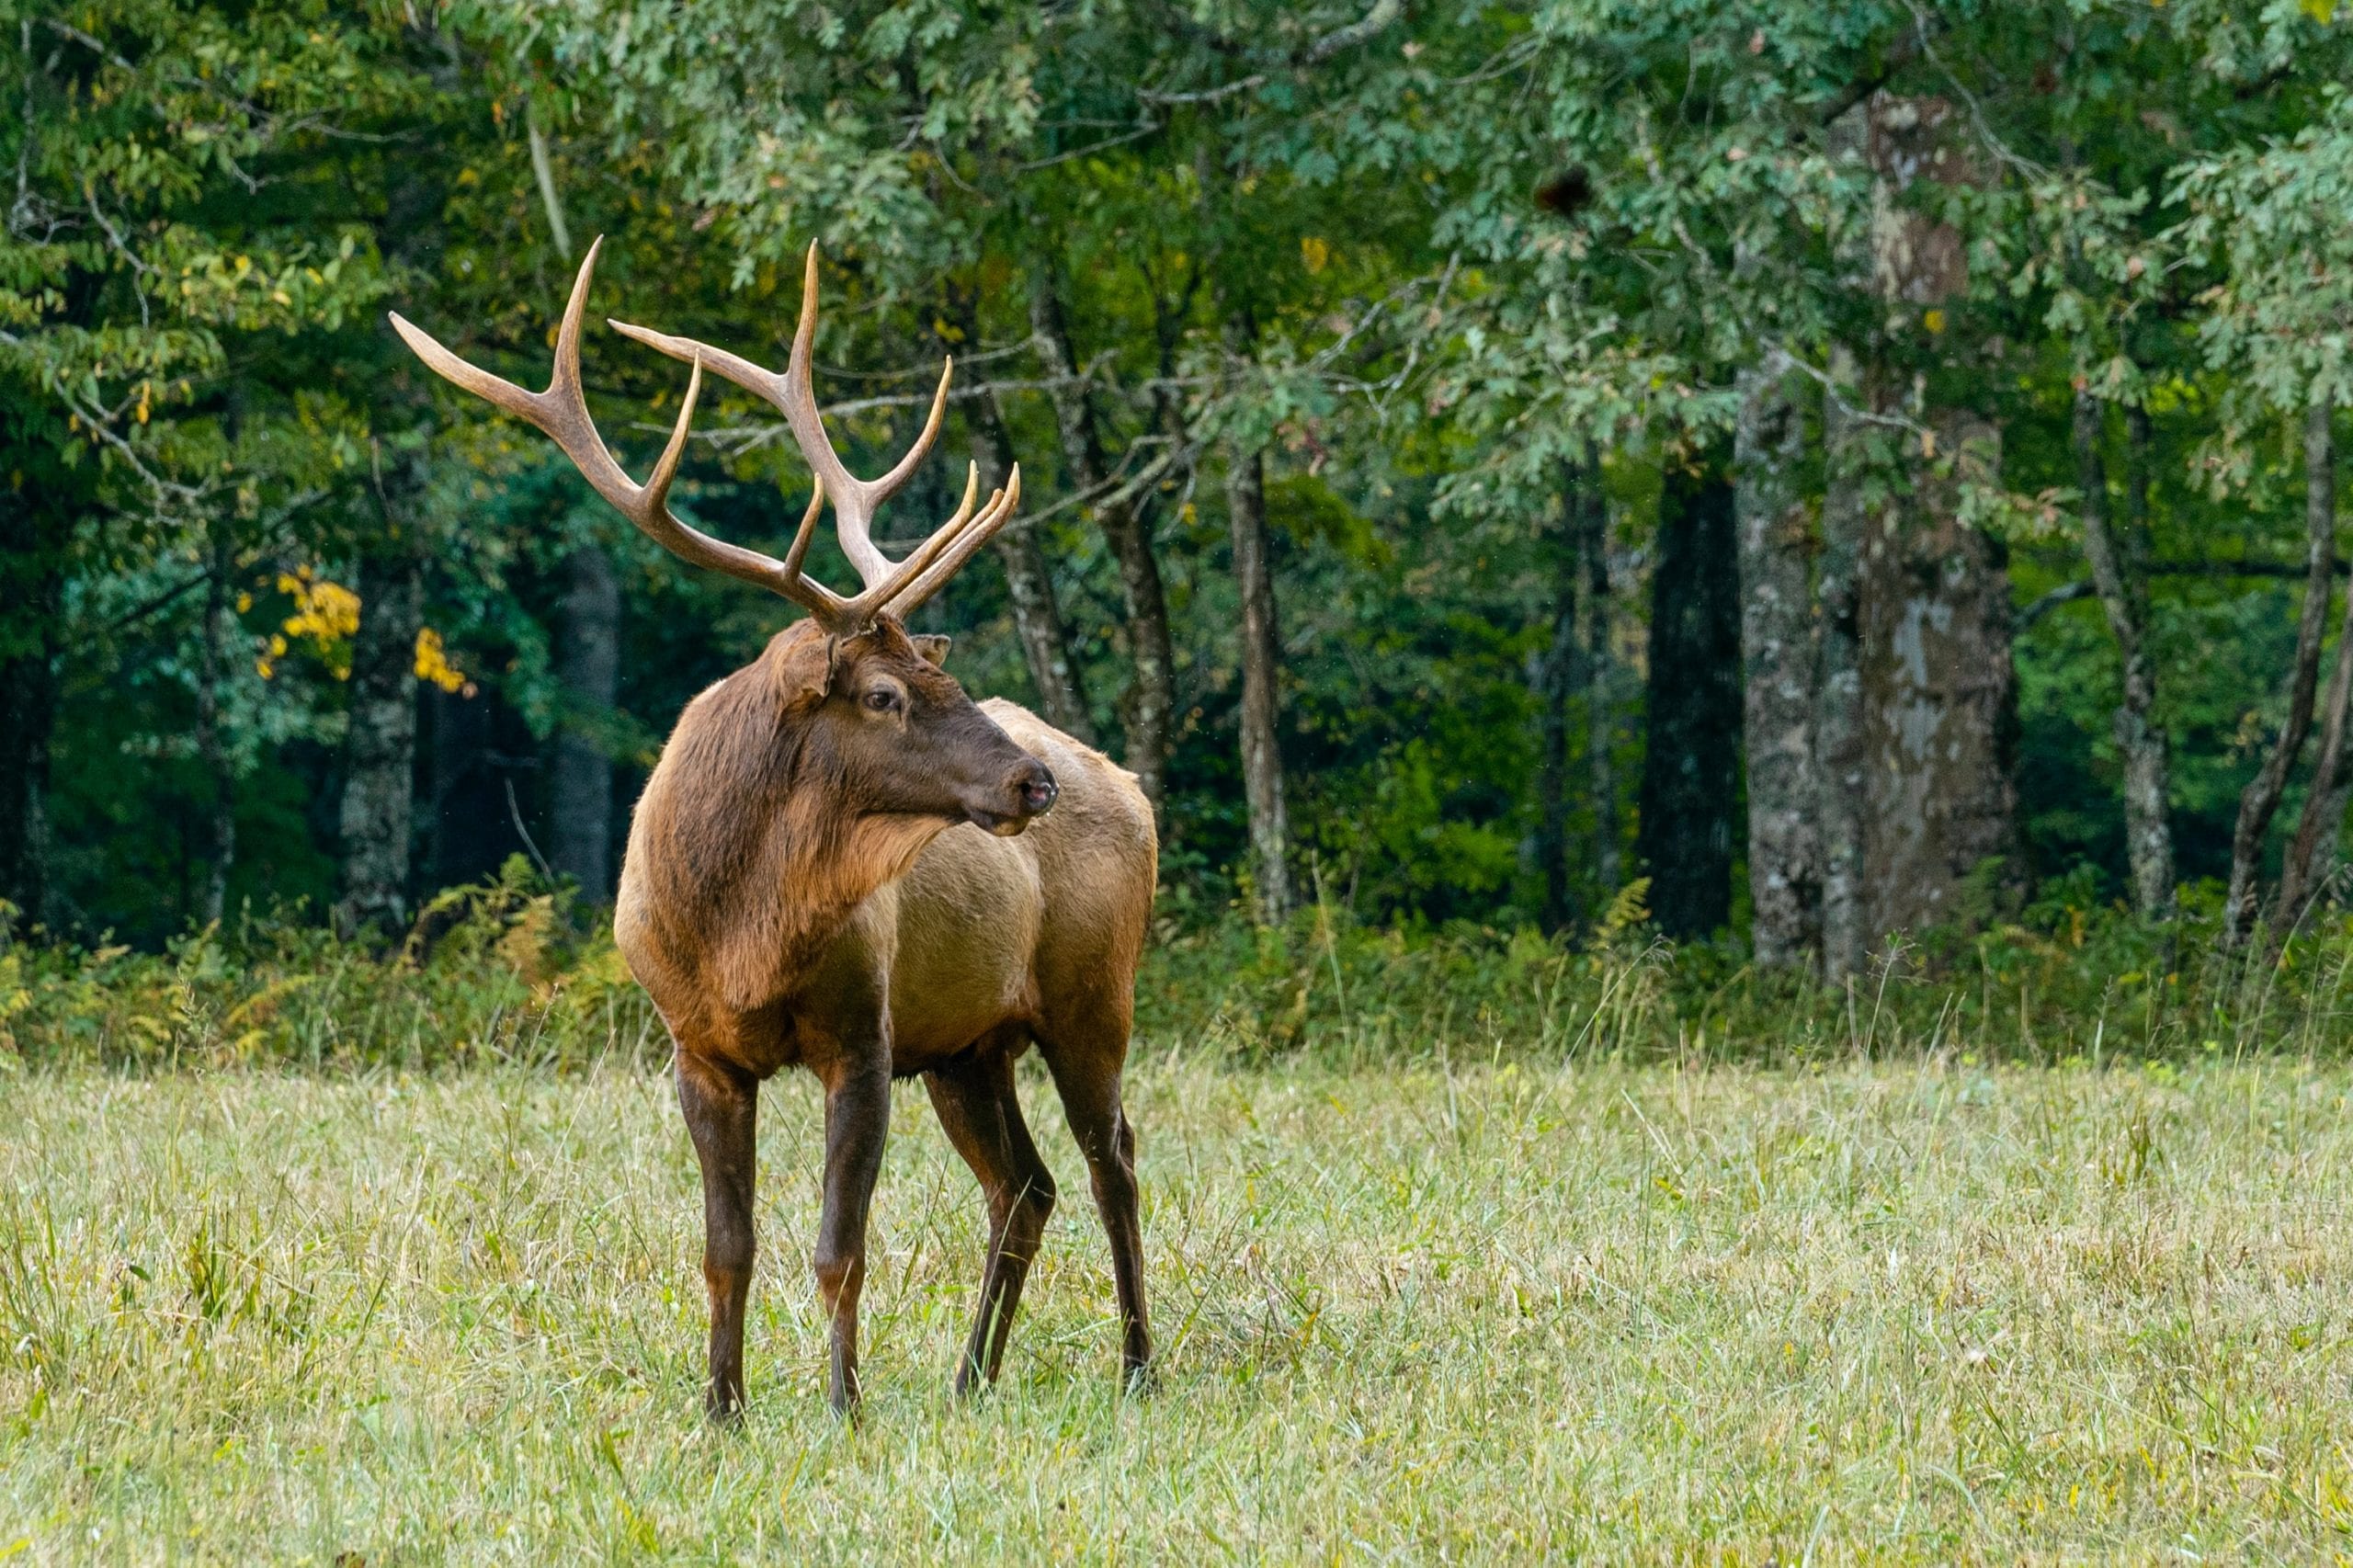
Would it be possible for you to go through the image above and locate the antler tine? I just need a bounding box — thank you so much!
[839,460,982,619]
[783,244,954,587]
[391,240,858,636]
[611,243,956,593]
[885,466,1024,619]
[781,473,827,581]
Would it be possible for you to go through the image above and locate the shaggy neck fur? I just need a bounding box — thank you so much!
[631,630,956,1017]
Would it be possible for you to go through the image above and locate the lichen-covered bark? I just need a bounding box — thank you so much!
[2075,392,2174,918]
[1817,107,1872,983]
[1735,363,1821,968]
[1224,446,1290,924]
[551,544,620,902]
[1851,94,2021,946]
[336,540,423,936]
[1858,408,2022,938]
[1816,349,1869,983]
[1637,448,1742,938]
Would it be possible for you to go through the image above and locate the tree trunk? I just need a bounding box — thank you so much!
[1579,483,1621,897]
[1637,445,1742,938]
[2232,402,2339,944]
[2282,412,2353,927]
[1818,102,1872,983]
[1224,445,1290,924]
[1857,406,2021,937]
[194,524,239,927]
[426,681,495,889]
[1032,277,1174,815]
[1735,361,1821,968]
[962,379,1096,743]
[0,488,63,931]
[336,532,424,937]
[550,543,619,902]
[2075,392,2175,918]
[1817,350,1869,983]
[1854,95,2021,942]
[2276,581,2353,940]
[1537,460,1594,933]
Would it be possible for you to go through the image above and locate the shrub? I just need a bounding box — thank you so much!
[6,863,2352,1072]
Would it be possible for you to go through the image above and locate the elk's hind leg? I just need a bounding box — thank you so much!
[925,1029,1056,1393]
[1036,1005,1151,1386]
[676,1051,760,1422]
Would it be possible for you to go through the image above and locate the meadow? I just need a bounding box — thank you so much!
[5,1042,2349,1563]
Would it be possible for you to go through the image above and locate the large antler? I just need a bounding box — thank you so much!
[609,243,1018,620]
[388,240,1016,635]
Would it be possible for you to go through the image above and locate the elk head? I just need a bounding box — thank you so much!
[390,239,1057,835]
[763,617,1056,835]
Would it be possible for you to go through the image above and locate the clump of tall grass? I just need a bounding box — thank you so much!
[1154,874,2353,1065]
[6,859,2353,1070]
[0,859,665,1072]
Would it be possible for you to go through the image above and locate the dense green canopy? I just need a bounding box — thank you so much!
[6,0,2353,958]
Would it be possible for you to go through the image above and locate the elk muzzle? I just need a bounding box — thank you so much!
[967,757,1057,836]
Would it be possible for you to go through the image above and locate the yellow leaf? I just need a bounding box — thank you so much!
[415,627,469,694]
[1301,236,1330,275]
[1923,308,1947,335]
[2302,0,2334,21]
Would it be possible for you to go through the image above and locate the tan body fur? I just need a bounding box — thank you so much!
[617,676,1155,1083]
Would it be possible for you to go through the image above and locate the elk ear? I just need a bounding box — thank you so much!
[770,626,838,712]
[909,633,951,667]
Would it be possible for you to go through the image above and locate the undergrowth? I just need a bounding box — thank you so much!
[4,858,2352,1071]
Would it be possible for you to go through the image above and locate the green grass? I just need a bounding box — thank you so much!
[4,1051,2350,1562]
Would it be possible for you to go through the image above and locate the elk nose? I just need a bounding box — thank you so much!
[1015,761,1058,816]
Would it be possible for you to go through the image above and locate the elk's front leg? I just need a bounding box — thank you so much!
[676,1051,759,1422]
[813,1048,892,1412]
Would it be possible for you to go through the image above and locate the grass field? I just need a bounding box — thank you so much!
[4,1049,2350,1562]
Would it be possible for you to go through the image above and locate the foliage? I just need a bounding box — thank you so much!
[8,0,2353,948]
[11,865,2353,1071]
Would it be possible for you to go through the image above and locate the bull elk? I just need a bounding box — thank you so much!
[391,241,1156,1416]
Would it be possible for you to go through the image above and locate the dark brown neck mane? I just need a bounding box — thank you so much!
[631,638,953,1008]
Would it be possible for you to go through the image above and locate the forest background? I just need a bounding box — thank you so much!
[9,0,2353,1019]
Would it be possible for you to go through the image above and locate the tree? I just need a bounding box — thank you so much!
[0,5,421,928]
[1734,359,1822,966]
[2175,86,2353,944]
[1636,446,1742,938]
[1224,444,1290,921]
[2074,395,2174,917]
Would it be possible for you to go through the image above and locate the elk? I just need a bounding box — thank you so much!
[391,241,1156,1417]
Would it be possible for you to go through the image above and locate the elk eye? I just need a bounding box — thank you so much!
[864,688,901,713]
